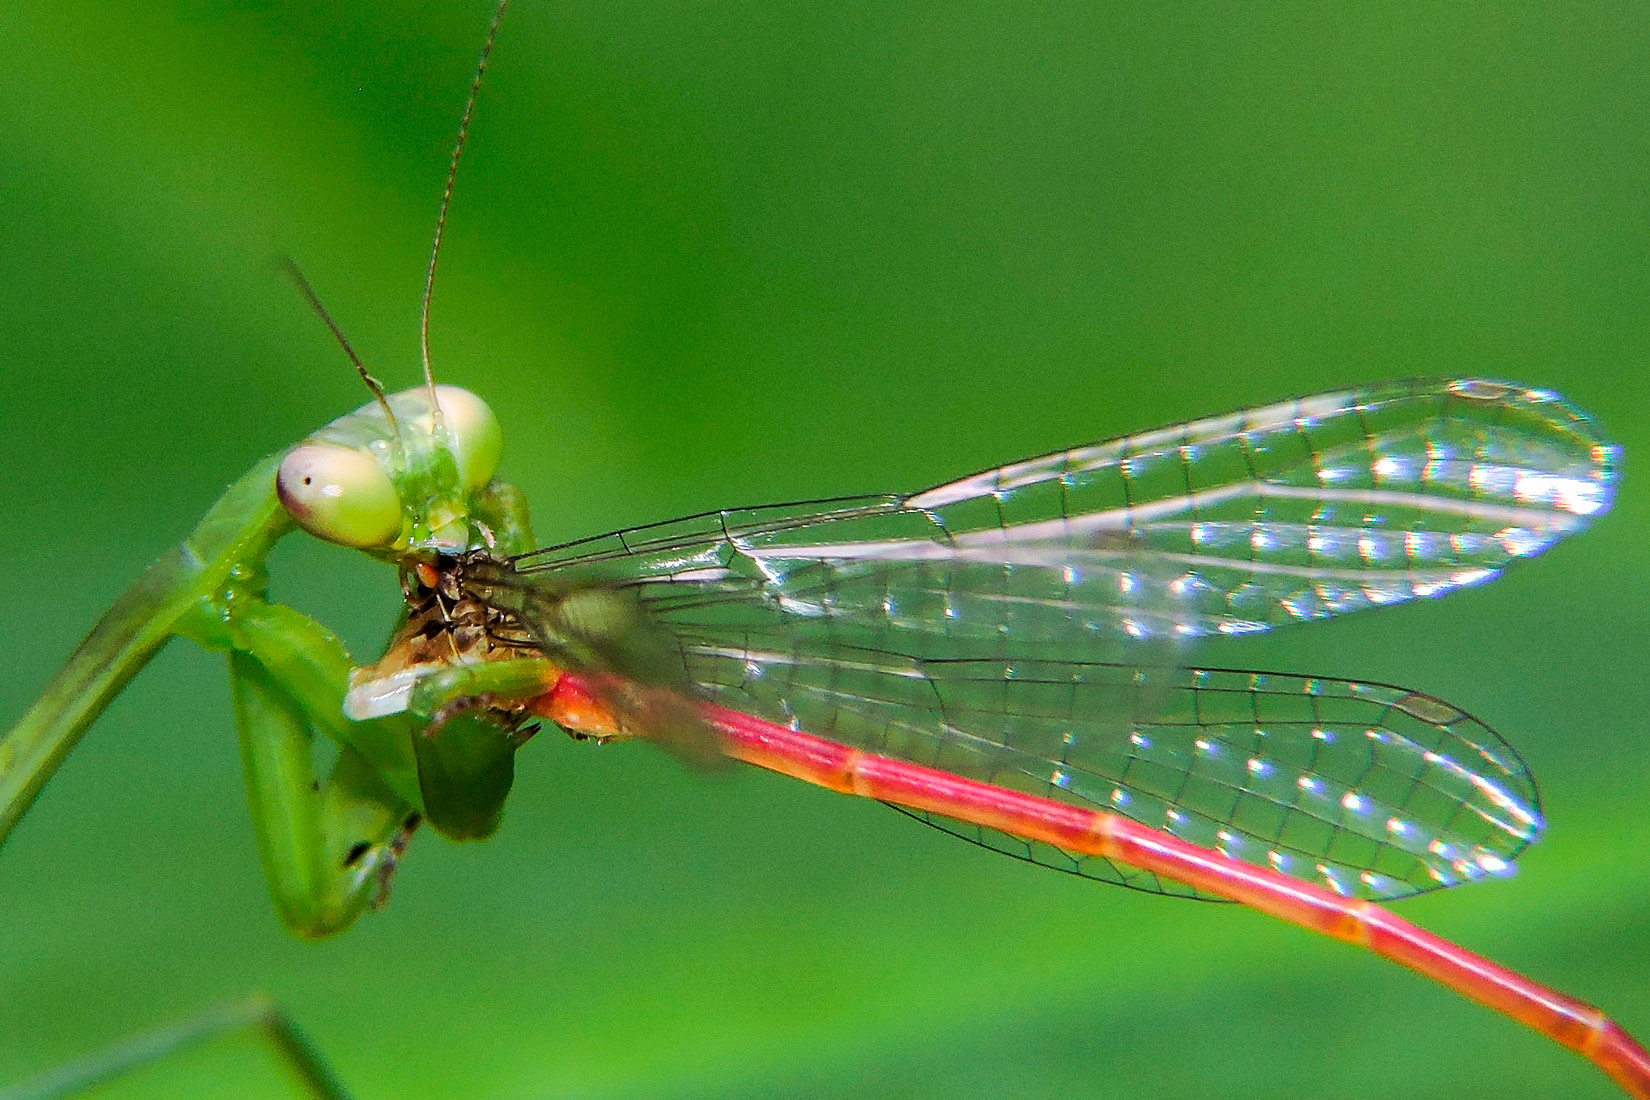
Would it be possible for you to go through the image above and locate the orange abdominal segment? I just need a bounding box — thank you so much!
[531,671,622,738]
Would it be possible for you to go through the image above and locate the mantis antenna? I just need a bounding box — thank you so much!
[275,254,401,435]
[419,0,511,424]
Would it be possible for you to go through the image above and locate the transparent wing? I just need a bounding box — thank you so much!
[468,378,1576,899]
[506,378,1615,655]
[681,637,1541,901]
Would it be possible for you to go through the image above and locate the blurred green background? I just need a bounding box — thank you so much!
[2,1,1648,1097]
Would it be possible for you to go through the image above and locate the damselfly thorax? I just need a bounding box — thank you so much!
[344,554,539,737]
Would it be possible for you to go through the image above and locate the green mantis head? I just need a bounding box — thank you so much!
[276,384,503,555]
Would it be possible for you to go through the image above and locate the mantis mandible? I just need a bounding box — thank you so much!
[4,3,1649,1098]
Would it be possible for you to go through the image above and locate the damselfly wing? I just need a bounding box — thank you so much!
[446,378,1614,900]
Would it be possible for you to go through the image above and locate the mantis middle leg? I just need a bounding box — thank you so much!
[0,996,353,1100]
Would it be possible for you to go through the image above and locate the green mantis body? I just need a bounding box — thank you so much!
[0,0,541,940]
[0,384,535,937]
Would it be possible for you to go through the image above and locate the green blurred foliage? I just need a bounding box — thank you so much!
[1,1,1649,1097]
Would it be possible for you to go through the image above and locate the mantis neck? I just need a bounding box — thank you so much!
[0,455,292,847]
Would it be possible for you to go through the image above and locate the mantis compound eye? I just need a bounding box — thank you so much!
[428,385,503,491]
[277,443,403,548]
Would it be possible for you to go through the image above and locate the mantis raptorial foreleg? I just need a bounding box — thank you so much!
[227,600,423,802]
[0,452,426,938]
[397,656,663,748]
[230,651,413,937]
[0,458,290,846]
[0,384,536,939]
[403,658,561,724]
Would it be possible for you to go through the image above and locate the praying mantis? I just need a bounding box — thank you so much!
[5,3,1650,1099]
